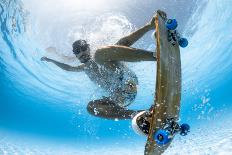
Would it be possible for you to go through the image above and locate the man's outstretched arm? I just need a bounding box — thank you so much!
[41,57,85,72]
[115,15,155,47]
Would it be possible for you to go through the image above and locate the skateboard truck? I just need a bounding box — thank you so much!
[167,29,178,46]
[154,118,190,145]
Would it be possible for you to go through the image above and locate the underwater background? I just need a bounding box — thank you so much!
[0,0,232,154]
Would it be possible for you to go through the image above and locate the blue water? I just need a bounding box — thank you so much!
[0,0,232,154]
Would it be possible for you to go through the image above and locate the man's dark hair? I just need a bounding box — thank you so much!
[72,40,89,55]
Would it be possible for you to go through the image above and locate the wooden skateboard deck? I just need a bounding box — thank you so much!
[144,10,181,155]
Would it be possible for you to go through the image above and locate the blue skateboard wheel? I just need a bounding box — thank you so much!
[154,130,171,145]
[165,19,178,30]
[178,38,188,48]
[180,124,190,136]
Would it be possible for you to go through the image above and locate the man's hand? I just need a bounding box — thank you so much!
[147,15,156,30]
[147,10,167,30]
[41,56,51,62]
[157,10,167,19]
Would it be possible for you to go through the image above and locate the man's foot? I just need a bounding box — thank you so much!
[131,111,152,136]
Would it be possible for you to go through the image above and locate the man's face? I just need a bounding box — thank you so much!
[73,44,91,62]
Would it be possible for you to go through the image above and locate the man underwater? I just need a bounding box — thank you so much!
[41,12,163,136]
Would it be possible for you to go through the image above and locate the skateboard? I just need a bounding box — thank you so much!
[144,10,189,155]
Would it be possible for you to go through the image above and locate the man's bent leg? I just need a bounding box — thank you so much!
[87,98,139,120]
